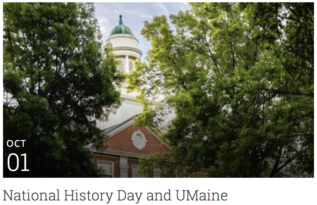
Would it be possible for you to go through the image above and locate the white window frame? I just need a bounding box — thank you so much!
[132,165,142,178]
[131,130,147,150]
[129,60,133,73]
[97,160,114,178]
[119,59,125,72]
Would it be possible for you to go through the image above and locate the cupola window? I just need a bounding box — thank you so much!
[119,60,125,72]
[129,60,133,72]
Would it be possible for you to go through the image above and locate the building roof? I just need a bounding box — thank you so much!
[103,114,139,134]
[110,15,133,36]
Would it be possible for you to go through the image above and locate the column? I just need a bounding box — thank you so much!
[125,55,129,73]
[153,168,161,178]
[119,156,129,178]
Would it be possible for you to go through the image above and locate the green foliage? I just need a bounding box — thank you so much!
[3,3,124,177]
[127,3,313,177]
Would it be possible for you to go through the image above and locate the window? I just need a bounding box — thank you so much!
[119,59,125,72]
[131,131,147,150]
[129,60,133,72]
[132,165,142,178]
[97,161,114,178]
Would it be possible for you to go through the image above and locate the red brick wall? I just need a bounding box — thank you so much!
[92,155,165,177]
[92,125,169,177]
[105,125,169,154]
[92,125,210,178]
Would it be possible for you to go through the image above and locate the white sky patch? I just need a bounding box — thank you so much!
[139,14,153,19]
[115,5,152,20]
[98,18,111,38]
[154,3,169,16]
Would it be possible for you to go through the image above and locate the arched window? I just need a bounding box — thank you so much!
[119,59,125,72]
[129,60,133,72]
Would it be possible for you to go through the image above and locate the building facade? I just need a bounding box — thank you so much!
[91,115,170,177]
[91,15,170,177]
[96,15,143,130]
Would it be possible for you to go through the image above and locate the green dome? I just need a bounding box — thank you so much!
[110,15,133,36]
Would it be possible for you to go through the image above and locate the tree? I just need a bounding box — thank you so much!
[127,3,313,177]
[3,3,124,177]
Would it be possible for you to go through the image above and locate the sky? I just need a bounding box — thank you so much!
[94,2,191,61]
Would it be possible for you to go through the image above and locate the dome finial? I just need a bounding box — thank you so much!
[110,15,133,36]
[119,15,123,25]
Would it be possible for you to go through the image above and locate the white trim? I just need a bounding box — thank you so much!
[93,154,119,159]
[92,149,144,158]
[124,99,142,106]
[107,34,139,43]
[113,46,142,56]
[120,94,135,100]
[107,119,135,137]
[120,94,140,104]
[125,55,129,73]
[145,127,157,138]
[119,156,129,178]
[131,130,147,150]
[145,127,170,149]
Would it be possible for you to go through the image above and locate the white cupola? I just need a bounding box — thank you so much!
[97,15,143,130]
[106,15,142,73]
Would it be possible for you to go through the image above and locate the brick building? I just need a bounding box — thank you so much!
[91,15,157,178]
[91,15,210,178]
[90,115,170,177]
